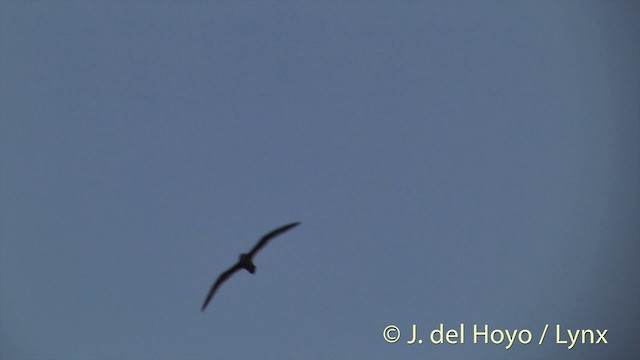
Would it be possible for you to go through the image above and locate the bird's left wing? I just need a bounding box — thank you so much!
[201,262,242,311]
[247,222,300,258]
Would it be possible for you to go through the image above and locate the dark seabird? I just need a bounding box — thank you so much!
[201,222,300,311]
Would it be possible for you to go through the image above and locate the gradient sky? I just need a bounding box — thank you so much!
[1,1,638,359]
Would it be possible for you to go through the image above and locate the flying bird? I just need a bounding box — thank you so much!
[201,222,300,311]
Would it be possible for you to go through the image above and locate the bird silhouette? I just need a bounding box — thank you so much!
[201,222,301,311]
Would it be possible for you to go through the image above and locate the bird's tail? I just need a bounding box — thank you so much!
[245,262,256,274]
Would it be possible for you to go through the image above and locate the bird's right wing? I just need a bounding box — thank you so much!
[201,262,242,311]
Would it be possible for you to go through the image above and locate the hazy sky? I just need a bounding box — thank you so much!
[1,1,638,359]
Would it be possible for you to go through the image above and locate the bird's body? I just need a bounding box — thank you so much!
[238,253,255,274]
[201,222,300,311]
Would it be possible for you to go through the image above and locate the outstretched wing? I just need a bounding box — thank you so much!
[201,262,242,311]
[247,222,300,258]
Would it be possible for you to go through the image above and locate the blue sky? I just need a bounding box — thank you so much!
[1,1,638,359]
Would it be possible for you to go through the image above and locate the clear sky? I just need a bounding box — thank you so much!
[1,1,638,359]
